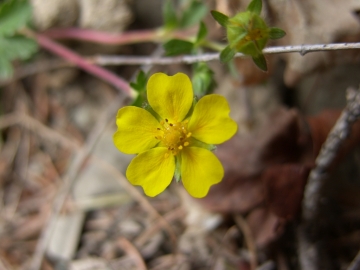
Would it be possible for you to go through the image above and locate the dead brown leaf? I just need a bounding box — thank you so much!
[199,108,312,214]
[262,164,311,220]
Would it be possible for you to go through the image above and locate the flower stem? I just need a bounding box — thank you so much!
[42,27,196,45]
[21,28,135,97]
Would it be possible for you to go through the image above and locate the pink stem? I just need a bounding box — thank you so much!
[43,28,158,45]
[42,27,195,45]
[34,32,132,96]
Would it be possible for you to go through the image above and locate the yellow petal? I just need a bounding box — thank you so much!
[126,147,175,197]
[188,94,237,144]
[113,106,161,154]
[147,73,193,122]
[180,147,224,198]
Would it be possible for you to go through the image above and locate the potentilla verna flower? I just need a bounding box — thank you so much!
[113,73,237,198]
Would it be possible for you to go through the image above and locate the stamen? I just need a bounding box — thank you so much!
[156,118,192,155]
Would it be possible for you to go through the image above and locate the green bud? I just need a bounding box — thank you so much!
[226,11,268,56]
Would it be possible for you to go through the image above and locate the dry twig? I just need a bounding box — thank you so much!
[92,42,360,66]
[234,215,258,270]
[117,237,147,270]
[299,87,360,270]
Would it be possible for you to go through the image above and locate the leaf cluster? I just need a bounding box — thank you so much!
[211,0,286,71]
[0,0,38,78]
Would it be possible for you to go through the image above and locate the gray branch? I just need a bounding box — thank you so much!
[299,87,360,270]
[92,42,360,66]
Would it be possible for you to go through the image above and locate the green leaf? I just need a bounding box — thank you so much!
[247,0,262,15]
[0,0,32,36]
[268,27,286,39]
[130,70,148,107]
[252,54,267,71]
[0,58,13,78]
[192,62,215,96]
[163,0,178,30]
[163,39,194,56]
[131,92,148,107]
[220,46,236,63]
[195,21,207,44]
[130,70,147,92]
[179,1,207,28]
[210,10,228,27]
[0,36,37,60]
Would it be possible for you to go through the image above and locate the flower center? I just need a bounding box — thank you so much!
[155,118,192,155]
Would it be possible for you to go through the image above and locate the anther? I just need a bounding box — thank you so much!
[184,142,189,146]
[186,132,192,138]
[178,145,183,150]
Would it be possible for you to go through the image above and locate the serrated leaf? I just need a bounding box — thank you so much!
[247,0,262,15]
[163,39,194,56]
[268,27,286,39]
[0,0,32,36]
[210,10,228,27]
[163,0,178,30]
[179,1,207,28]
[0,36,37,60]
[195,21,207,44]
[0,58,13,78]
[252,54,267,71]
[220,46,236,63]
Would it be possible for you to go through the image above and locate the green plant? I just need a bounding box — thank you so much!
[0,0,38,78]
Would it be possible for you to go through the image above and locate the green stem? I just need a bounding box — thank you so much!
[202,40,226,52]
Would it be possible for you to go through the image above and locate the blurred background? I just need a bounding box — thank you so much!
[1,0,360,269]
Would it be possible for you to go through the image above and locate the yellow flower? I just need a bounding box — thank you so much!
[113,73,237,198]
